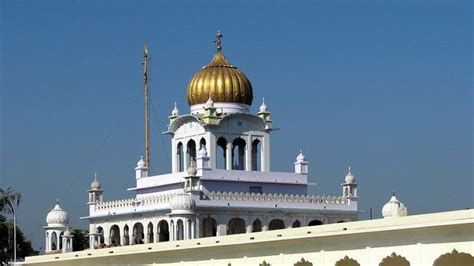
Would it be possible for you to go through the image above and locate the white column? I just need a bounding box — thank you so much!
[262,134,270,172]
[183,219,189,240]
[171,139,177,173]
[226,142,232,170]
[208,133,216,169]
[246,224,253,233]
[45,233,49,252]
[191,220,195,239]
[56,231,61,250]
[245,136,252,171]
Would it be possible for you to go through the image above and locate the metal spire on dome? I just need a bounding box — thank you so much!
[213,30,223,52]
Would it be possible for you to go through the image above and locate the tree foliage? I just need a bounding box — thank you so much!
[72,228,89,251]
[0,186,38,264]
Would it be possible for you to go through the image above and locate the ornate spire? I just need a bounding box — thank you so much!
[213,30,223,52]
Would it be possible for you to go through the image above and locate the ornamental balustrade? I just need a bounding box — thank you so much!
[95,194,175,211]
[206,191,347,205]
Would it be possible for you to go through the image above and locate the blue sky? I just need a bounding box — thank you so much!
[1,0,472,250]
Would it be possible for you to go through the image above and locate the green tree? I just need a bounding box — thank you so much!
[0,186,38,263]
[72,228,89,251]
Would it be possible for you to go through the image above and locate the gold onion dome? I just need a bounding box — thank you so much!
[186,31,253,106]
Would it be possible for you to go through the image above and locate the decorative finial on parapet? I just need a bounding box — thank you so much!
[213,30,223,52]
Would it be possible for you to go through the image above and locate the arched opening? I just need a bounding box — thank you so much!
[97,226,105,245]
[109,225,120,246]
[147,222,154,243]
[251,139,261,171]
[292,220,301,228]
[158,220,169,242]
[177,142,184,172]
[132,223,144,244]
[202,217,217,237]
[227,218,246,235]
[186,139,196,168]
[433,249,474,266]
[308,219,323,226]
[51,231,58,250]
[217,137,227,169]
[123,225,130,245]
[200,138,206,150]
[335,256,360,266]
[232,138,246,170]
[379,252,410,266]
[176,219,184,240]
[269,219,285,230]
[252,219,262,232]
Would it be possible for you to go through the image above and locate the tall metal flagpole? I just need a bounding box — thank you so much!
[143,43,150,168]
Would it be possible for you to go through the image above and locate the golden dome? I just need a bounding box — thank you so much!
[186,32,253,106]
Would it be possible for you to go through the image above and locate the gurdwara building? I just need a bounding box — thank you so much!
[29,32,473,266]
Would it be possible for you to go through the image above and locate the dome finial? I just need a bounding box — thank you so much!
[213,30,223,52]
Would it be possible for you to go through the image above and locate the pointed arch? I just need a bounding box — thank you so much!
[109,225,120,245]
[176,219,184,240]
[158,220,169,242]
[294,257,313,266]
[177,142,184,172]
[186,139,196,168]
[335,256,360,266]
[252,219,262,232]
[227,218,246,235]
[251,139,261,171]
[132,223,144,244]
[202,217,217,237]
[216,137,227,169]
[147,222,154,243]
[433,249,474,266]
[379,252,410,266]
[292,220,301,228]
[269,219,285,230]
[123,225,130,245]
[232,137,246,170]
[308,219,323,226]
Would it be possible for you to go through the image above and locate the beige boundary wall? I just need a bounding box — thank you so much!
[24,210,474,266]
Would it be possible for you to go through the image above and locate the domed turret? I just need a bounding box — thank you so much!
[186,31,253,112]
[90,173,101,191]
[382,192,408,218]
[46,200,69,227]
[345,166,355,184]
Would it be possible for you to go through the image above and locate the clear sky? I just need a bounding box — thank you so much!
[1,0,472,251]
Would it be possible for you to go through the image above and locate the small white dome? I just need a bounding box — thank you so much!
[259,98,268,113]
[46,200,69,227]
[63,228,72,237]
[382,192,408,218]
[169,193,195,212]
[296,150,305,162]
[205,95,215,108]
[90,173,101,190]
[171,102,179,116]
[137,156,146,168]
[345,166,355,184]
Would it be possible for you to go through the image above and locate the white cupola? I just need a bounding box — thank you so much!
[382,191,408,218]
[294,150,308,175]
[342,166,358,198]
[88,173,103,205]
[169,193,196,214]
[257,98,272,130]
[172,102,179,116]
[46,200,69,227]
[44,200,69,253]
[135,156,149,179]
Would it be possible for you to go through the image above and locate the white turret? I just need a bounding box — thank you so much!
[382,192,408,218]
[88,173,103,205]
[135,156,149,179]
[294,150,308,175]
[44,200,69,253]
[342,166,358,198]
